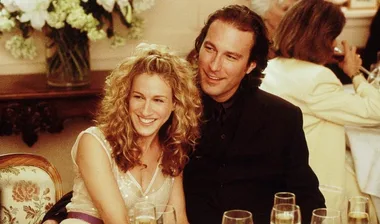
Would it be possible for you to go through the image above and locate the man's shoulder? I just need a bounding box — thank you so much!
[250,88,300,112]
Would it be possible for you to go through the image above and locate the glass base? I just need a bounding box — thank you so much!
[47,79,90,87]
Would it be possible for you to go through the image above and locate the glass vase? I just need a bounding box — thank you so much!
[45,26,90,87]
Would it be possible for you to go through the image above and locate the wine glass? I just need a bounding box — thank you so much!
[333,47,372,77]
[311,208,342,224]
[155,204,177,224]
[270,204,301,224]
[274,192,296,205]
[134,202,157,224]
[222,210,253,224]
[347,196,370,224]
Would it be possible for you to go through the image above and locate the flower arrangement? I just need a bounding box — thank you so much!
[0,0,154,86]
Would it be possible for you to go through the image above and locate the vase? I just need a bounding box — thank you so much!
[45,26,90,87]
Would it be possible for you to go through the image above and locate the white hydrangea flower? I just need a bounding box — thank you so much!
[87,28,106,41]
[96,0,116,12]
[82,14,100,32]
[126,16,144,40]
[0,8,16,32]
[110,33,126,48]
[1,0,151,60]
[52,0,80,13]
[15,0,51,30]
[46,11,66,29]
[133,0,155,14]
[5,35,37,59]
[66,7,87,29]
[0,0,20,12]
[20,38,38,59]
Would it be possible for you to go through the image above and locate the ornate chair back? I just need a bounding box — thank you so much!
[0,153,63,224]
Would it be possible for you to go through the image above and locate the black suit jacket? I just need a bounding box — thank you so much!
[183,86,325,224]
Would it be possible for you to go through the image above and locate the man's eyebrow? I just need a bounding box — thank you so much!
[225,51,243,59]
[204,41,243,58]
[203,40,215,47]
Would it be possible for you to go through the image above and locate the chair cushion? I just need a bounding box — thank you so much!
[1,165,57,224]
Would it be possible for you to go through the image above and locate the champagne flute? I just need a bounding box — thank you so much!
[311,208,342,224]
[134,202,157,224]
[270,204,300,224]
[347,196,370,224]
[222,210,254,224]
[155,204,177,224]
[274,192,296,205]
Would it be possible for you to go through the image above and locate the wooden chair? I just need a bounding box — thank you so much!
[0,153,63,224]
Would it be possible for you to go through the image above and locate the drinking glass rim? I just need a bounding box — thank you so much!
[349,196,370,202]
[275,192,296,198]
[223,209,252,219]
[274,191,296,197]
[312,208,341,218]
[134,201,156,209]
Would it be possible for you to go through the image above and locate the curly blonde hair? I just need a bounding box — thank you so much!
[95,43,202,176]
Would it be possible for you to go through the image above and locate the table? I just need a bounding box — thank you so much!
[0,71,108,146]
[345,125,380,220]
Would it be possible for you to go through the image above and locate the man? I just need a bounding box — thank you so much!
[43,4,325,224]
[182,5,325,223]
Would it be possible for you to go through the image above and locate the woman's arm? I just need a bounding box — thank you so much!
[168,174,189,224]
[76,133,130,224]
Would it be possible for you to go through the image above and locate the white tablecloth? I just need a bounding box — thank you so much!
[345,126,380,220]
[343,84,380,220]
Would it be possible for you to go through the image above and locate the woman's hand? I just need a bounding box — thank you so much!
[338,40,362,78]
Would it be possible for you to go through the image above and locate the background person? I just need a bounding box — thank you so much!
[260,0,380,222]
[362,7,380,70]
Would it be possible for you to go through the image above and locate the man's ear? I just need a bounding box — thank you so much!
[246,61,257,74]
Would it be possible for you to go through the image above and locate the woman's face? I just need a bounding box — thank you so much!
[129,73,174,140]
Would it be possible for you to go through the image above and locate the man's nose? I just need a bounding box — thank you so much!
[210,55,222,72]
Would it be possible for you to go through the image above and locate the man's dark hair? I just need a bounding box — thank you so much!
[194,4,270,86]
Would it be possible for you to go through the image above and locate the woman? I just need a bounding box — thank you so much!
[260,0,380,222]
[60,43,202,223]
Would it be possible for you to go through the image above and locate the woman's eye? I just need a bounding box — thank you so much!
[133,95,142,99]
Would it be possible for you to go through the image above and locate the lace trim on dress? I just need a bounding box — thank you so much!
[127,161,161,196]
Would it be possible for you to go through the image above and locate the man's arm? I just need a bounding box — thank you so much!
[42,191,72,224]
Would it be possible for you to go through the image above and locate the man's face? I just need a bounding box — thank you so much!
[198,20,256,103]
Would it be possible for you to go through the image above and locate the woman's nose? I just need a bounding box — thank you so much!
[140,100,153,116]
